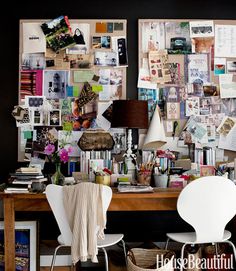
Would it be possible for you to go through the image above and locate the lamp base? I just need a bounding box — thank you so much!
[125,157,136,181]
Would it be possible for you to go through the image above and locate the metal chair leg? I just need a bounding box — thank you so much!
[225,240,236,268]
[213,243,220,271]
[120,239,127,266]
[180,243,187,271]
[165,238,170,250]
[101,247,109,271]
[50,245,65,271]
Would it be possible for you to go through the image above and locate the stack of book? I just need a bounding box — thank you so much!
[5,167,47,193]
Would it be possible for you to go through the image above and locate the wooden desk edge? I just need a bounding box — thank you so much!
[0,188,180,211]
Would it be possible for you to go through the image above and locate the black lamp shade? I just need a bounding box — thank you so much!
[111,100,148,129]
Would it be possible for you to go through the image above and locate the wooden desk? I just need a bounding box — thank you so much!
[0,188,180,271]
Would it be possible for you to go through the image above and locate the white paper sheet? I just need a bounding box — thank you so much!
[96,101,113,131]
[218,125,236,151]
[215,25,236,57]
[219,74,236,98]
[137,68,157,89]
[23,23,46,53]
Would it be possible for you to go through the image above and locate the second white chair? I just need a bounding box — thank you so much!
[165,176,236,271]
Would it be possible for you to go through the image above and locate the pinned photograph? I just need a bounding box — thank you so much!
[25,96,45,108]
[43,70,69,99]
[166,102,180,120]
[48,109,61,126]
[189,21,214,38]
[227,61,236,73]
[165,86,180,102]
[187,54,209,84]
[217,117,236,136]
[20,70,43,101]
[165,21,191,53]
[41,16,76,52]
[22,53,45,70]
[94,51,118,66]
[22,22,46,53]
[214,58,226,75]
[185,97,200,116]
[66,23,90,54]
[96,101,113,131]
[92,36,102,49]
[31,109,43,126]
[101,36,111,48]
[191,37,214,54]
[12,106,31,127]
[114,22,124,31]
[141,22,165,53]
[33,126,61,154]
[186,117,207,140]
[58,130,83,157]
[72,99,97,131]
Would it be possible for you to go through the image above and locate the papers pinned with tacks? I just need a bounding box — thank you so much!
[117,184,154,193]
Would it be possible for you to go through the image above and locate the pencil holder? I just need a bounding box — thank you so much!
[154,174,168,188]
[137,171,152,185]
[95,175,111,186]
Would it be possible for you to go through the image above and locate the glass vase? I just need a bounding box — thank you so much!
[51,163,65,186]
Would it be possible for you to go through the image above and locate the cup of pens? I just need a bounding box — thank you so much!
[137,162,154,185]
[137,170,152,185]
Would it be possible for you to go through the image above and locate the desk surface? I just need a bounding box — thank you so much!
[0,188,180,270]
[0,187,180,211]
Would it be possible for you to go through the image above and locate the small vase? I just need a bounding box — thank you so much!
[51,163,65,186]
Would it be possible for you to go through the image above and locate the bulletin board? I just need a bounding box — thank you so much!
[16,17,128,162]
[138,19,236,163]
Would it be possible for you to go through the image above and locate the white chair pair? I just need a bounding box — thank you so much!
[165,176,236,271]
[45,184,126,271]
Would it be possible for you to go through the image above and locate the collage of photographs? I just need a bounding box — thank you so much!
[14,16,128,162]
[138,19,236,164]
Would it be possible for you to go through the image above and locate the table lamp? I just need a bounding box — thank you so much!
[143,104,167,150]
[111,100,148,178]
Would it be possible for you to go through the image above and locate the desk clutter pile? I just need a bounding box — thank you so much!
[5,167,47,193]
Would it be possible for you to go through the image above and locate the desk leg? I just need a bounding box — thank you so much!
[3,197,15,271]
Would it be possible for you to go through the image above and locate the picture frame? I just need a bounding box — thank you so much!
[48,109,61,126]
[0,221,38,271]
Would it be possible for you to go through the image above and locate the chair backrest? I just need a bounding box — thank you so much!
[45,183,112,246]
[177,176,236,243]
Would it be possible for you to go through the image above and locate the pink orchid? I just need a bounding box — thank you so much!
[44,144,55,155]
[67,146,73,154]
[59,148,69,163]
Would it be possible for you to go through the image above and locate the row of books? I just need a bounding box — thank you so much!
[5,167,47,193]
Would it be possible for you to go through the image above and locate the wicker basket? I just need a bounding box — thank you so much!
[127,248,174,271]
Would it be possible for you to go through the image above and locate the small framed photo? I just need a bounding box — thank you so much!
[31,109,43,126]
[0,221,38,271]
[48,109,61,126]
[200,165,215,176]
[25,96,45,108]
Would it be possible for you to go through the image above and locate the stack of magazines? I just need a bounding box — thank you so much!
[5,167,47,193]
[117,184,154,193]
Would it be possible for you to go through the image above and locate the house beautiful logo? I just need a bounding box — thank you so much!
[157,254,234,270]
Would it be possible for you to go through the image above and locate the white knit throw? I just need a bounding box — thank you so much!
[63,183,105,264]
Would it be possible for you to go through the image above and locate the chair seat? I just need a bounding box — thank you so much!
[167,230,231,244]
[57,233,124,248]
[97,234,124,248]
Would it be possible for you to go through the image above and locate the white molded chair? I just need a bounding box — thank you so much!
[45,184,126,271]
[165,176,236,271]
